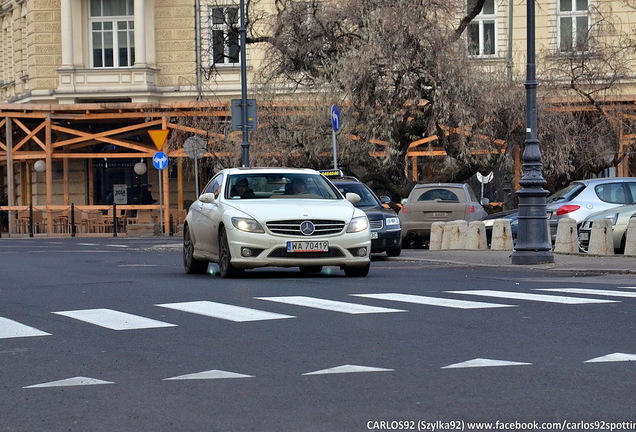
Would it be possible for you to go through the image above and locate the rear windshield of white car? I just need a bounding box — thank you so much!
[226,174,342,200]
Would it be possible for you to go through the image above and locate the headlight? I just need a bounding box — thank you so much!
[347,216,369,233]
[605,214,618,225]
[385,217,400,227]
[231,217,264,233]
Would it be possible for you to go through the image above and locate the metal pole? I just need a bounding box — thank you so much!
[511,0,554,265]
[112,203,118,237]
[507,0,514,82]
[332,130,338,169]
[158,170,164,235]
[239,0,250,167]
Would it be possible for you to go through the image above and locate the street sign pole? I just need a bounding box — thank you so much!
[152,151,169,235]
[239,0,249,167]
[330,105,341,169]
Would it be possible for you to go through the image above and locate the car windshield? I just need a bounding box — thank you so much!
[547,183,584,203]
[225,173,341,200]
[335,183,381,208]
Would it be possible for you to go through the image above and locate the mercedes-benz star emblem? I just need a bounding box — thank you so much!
[300,221,315,236]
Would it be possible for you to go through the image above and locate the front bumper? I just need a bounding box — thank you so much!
[371,229,402,252]
[226,226,371,269]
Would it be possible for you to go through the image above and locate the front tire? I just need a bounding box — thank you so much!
[183,225,208,274]
[218,227,242,278]
[386,246,401,257]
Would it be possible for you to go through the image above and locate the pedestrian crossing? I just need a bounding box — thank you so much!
[2,286,635,340]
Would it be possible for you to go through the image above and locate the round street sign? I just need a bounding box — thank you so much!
[153,151,169,170]
[330,105,341,132]
[183,136,207,160]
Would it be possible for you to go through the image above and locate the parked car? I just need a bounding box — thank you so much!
[183,167,371,277]
[329,176,402,257]
[398,183,488,248]
[578,204,636,253]
[546,177,636,237]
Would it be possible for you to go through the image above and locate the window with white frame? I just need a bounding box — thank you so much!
[558,0,589,52]
[89,0,135,67]
[210,6,240,65]
[467,0,496,57]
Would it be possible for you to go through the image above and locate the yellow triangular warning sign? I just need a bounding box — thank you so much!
[149,129,169,151]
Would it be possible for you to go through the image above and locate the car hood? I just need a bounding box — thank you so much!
[356,205,397,220]
[585,204,636,221]
[224,199,361,221]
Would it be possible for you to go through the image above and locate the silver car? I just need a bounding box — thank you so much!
[579,204,636,253]
[546,178,636,237]
[398,183,487,248]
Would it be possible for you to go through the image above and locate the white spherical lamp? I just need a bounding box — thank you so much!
[134,161,147,175]
[34,160,46,172]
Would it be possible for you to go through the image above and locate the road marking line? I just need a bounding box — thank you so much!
[156,301,295,322]
[164,370,253,380]
[448,290,618,304]
[0,317,51,339]
[52,309,177,330]
[352,293,516,309]
[24,376,113,388]
[538,288,636,298]
[585,353,636,363]
[303,364,394,375]
[442,358,532,369]
[256,296,406,314]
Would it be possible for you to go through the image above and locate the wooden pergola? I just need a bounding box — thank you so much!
[0,102,231,235]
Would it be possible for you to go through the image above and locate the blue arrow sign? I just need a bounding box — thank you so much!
[153,151,169,170]
[330,104,341,132]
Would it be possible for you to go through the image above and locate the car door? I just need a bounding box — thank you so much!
[190,173,224,258]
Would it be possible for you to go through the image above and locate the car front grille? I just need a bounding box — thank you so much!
[369,220,383,230]
[266,219,345,236]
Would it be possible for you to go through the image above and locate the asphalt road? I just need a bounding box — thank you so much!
[1,237,635,432]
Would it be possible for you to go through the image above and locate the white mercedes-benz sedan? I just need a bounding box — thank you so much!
[183,167,371,277]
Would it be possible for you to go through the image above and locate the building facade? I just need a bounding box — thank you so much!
[1,0,635,234]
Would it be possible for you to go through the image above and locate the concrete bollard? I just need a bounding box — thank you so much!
[442,220,467,250]
[490,219,514,251]
[467,221,487,250]
[429,222,445,250]
[553,217,579,254]
[623,218,636,256]
[587,218,614,255]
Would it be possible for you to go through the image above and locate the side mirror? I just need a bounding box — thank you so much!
[380,196,391,204]
[346,192,361,204]
[198,193,216,204]
[481,198,490,205]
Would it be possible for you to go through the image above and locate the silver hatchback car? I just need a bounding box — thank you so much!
[546,178,636,236]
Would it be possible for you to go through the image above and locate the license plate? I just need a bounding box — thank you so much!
[286,241,329,252]
[371,232,379,239]
[579,232,589,241]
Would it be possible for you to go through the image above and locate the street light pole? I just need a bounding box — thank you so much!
[239,0,250,167]
[511,0,554,265]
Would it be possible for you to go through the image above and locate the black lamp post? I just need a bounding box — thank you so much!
[239,0,250,167]
[511,0,554,265]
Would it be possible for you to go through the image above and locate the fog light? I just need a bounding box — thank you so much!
[241,248,253,257]
[356,247,367,257]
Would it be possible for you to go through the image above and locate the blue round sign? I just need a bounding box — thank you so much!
[330,104,341,132]
[153,151,169,170]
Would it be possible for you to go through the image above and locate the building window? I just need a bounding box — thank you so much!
[467,0,496,57]
[558,0,589,52]
[89,0,135,67]
[210,6,240,65]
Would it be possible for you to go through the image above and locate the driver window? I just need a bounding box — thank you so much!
[203,174,224,199]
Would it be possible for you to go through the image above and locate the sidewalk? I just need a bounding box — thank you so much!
[395,249,636,274]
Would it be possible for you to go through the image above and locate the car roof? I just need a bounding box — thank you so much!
[412,183,468,188]
[571,177,636,185]
[221,167,321,175]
